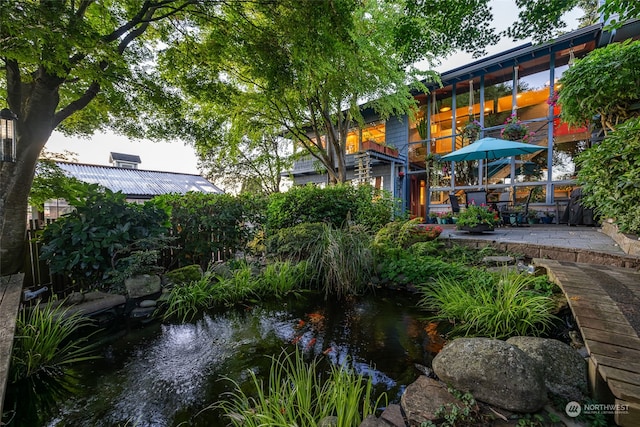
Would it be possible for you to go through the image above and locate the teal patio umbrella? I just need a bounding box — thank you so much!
[441,137,546,190]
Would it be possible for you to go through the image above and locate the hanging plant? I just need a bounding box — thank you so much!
[462,120,482,141]
[500,113,534,142]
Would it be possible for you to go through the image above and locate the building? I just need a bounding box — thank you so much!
[41,153,223,219]
[287,20,640,219]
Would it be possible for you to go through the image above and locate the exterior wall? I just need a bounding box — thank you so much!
[385,115,409,152]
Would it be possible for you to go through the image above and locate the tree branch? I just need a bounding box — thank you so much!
[53,82,100,127]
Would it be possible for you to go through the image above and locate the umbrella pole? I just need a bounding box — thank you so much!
[484,157,489,192]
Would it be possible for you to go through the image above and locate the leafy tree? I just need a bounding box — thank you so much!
[197,127,292,195]
[558,39,640,134]
[506,0,598,42]
[599,0,640,28]
[0,0,209,275]
[506,0,640,42]
[162,0,499,185]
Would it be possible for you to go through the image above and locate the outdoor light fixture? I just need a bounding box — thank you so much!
[0,108,18,163]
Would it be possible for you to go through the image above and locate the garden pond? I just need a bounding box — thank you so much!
[5,290,445,427]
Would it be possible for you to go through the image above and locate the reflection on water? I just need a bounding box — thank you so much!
[5,291,440,427]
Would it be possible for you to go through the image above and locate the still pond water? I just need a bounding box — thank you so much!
[7,290,444,427]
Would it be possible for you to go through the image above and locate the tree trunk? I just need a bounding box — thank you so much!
[0,83,57,275]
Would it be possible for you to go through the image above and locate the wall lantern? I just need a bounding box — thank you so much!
[0,108,18,163]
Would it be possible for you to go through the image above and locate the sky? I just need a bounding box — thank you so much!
[45,0,582,180]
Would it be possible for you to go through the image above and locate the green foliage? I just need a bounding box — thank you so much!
[164,0,444,183]
[506,0,598,42]
[162,260,312,321]
[559,39,640,133]
[10,301,100,383]
[307,224,374,298]
[379,253,470,286]
[266,184,394,232]
[266,223,326,262]
[455,205,499,229]
[40,186,172,290]
[164,265,204,286]
[600,0,640,29]
[258,260,311,298]
[421,388,491,427]
[576,117,640,235]
[198,129,292,195]
[373,218,442,253]
[162,263,260,322]
[417,269,556,339]
[212,350,386,426]
[157,192,266,269]
[408,240,445,257]
[351,185,400,231]
[439,244,514,266]
[162,270,217,322]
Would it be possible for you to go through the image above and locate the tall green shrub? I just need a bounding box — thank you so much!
[266,184,395,232]
[265,222,326,262]
[576,117,640,234]
[307,224,374,298]
[40,186,171,290]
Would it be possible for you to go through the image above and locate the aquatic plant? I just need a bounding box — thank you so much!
[162,270,216,322]
[307,224,374,298]
[210,262,259,306]
[212,349,386,426]
[417,269,556,338]
[258,260,311,297]
[10,301,99,383]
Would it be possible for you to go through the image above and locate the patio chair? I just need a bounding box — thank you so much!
[502,188,534,226]
[448,193,460,214]
[465,190,487,208]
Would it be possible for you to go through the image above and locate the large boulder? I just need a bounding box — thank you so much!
[400,376,462,425]
[506,336,587,401]
[124,274,162,299]
[432,337,547,413]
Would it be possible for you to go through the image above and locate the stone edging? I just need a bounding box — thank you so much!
[601,221,640,257]
[442,238,640,269]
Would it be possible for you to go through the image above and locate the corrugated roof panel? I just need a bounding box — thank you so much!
[56,163,223,197]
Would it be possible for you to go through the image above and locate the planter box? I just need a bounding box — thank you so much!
[385,147,399,157]
[362,140,385,153]
[458,224,494,234]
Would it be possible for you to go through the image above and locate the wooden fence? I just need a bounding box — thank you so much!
[23,220,237,295]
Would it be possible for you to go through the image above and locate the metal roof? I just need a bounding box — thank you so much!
[56,162,223,198]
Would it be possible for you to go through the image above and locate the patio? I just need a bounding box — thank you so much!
[438,224,640,268]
